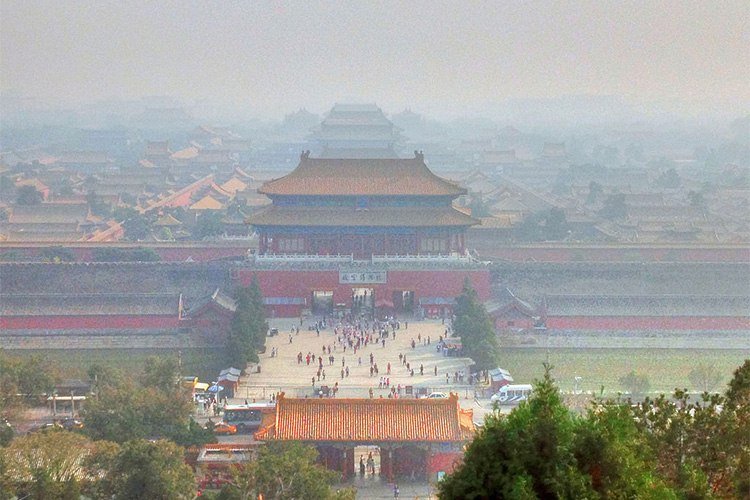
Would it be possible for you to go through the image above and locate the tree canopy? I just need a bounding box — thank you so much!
[439,364,676,500]
[0,353,57,425]
[439,360,750,500]
[195,210,226,240]
[599,193,628,220]
[515,208,569,241]
[82,364,213,448]
[15,185,44,205]
[216,442,355,500]
[108,439,196,500]
[227,275,268,368]
[453,277,499,371]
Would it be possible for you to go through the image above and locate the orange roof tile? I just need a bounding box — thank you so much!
[190,194,224,210]
[220,177,248,195]
[255,393,474,442]
[259,152,466,197]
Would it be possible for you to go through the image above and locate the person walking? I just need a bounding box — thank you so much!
[394,484,399,498]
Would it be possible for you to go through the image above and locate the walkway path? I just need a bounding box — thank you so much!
[234,318,476,403]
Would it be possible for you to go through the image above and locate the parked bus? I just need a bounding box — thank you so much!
[223,402,275,432]
[490,384,533,404]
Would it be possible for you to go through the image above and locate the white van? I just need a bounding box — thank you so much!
[490,384,533,404]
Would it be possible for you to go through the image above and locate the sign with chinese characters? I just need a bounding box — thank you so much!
[339,270,387,284]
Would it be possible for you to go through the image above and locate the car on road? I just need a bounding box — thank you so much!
[423,392,449,399]
[267,328,279,337]
[491,384,533,404]
[61,418,83,429]
[213,422,237,435]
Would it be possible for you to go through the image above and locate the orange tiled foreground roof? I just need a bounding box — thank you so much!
[255,393,474,442]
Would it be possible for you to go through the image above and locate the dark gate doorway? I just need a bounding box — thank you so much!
[311,290,334,314]
[351,287,373,313]
[391,291,415,313]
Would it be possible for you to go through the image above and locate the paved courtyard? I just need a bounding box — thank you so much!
[233,318,480,403]
[210,318,502,499]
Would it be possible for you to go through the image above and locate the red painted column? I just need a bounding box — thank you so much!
[341,447,349,481]
[386,447,394,483]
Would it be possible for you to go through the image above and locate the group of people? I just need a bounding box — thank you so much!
[272,313,471,400]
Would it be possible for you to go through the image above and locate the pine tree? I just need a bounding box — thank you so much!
[227,277,268,368]
[453,277,499,371]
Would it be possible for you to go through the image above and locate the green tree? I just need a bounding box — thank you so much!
[141,356,178,391]
[630,361,750,500]
[220,442,354,500]
[127,246,161,262]
[619,371,651,399]
[195,210,225,240]
[586,181,603,205]
[453,277,499,371]
[119,192,137,206]
[81,379,192,444]
[15,185,44,205]
[86,191,111,218]
[688,190,706,207]
[467,196,492,218]
[655,168,681,188]
[688,363,723,393]
[0,353,57,424]
[227,277,268,368]
[599,193,628,220]
[515,208,569,241]
[112,206,140,223]
[92,247,125,261]
[0,431,97,500]
[108,439,195,500]
[438,364,675,500]
[122,213,152,242]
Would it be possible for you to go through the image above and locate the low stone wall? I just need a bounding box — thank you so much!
[0,332,212,349]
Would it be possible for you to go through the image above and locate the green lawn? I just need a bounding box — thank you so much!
[498,348,750,395]
[5,349,228,384]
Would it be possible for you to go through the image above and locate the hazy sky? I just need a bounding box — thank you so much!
[1,0,748,118]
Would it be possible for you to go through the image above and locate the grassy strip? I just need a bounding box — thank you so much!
[5,349,228,384]
[497,347,750,395]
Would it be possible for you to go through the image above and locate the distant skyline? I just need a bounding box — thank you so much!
[1,1,748,120]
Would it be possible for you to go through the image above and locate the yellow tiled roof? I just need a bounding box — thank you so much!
[190,195,224,210]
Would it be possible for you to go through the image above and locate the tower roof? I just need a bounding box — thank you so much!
[258,151,466,197]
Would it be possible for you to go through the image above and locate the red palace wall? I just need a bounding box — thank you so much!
[0,245,248,262]
[0,315,180,330]
[428,452,463,474]
[484,246,750,263]
[236,269,491,317]
[546,316,750,330]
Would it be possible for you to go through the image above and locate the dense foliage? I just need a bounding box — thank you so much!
[453,277,499,371]
[91,246,161,262]
[0,353,57,425]
[82,358,214,447]
[212,442,355,500]
[15,185,43,205]
[515,208,569,241]
[227,275,268,368]
[439,360,750,500]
